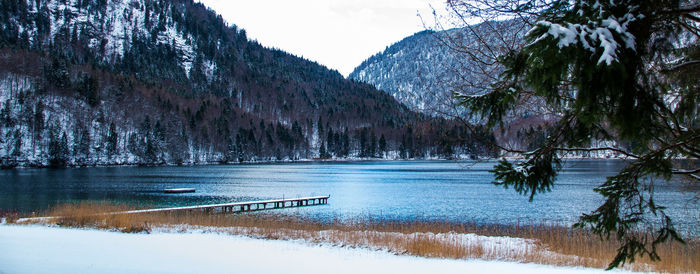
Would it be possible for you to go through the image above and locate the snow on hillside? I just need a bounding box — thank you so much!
[349,20,633,157]
[38,0,198,72]
[349,20,527,117]
[350,30,461,116]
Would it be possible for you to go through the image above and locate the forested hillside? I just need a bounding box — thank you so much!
[350,20,620,155]
[349,20,527,117]
[349,20,557,152]
[0,0,496,167]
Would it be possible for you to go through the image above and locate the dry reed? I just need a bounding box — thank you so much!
[9,202,699,273]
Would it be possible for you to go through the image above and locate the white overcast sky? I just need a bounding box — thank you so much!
[195,0,448,77]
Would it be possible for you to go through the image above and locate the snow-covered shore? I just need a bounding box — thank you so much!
[0,225,625,274]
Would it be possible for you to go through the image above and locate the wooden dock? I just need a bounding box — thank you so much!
[122,195,330,214]
[16,196,329,224]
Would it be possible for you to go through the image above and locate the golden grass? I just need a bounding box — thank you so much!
[11,202,699,273]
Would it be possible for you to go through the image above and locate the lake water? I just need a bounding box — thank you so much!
[1,160,698,235]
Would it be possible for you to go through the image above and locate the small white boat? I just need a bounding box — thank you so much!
[162,188,196,194]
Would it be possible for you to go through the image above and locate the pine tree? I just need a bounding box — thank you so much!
[316,117,324,148]
[449,0,699,268]
[378,134,387,157]
[1,99,13,127]
[369,131,377,158]
[10,129,22,158]
[326,128,335,156]
[406,126,414,159]
[319,140,329,159]
[359,128,368,157]
[45,56,70,90]
[79,126,90,159]
[32,101,44,151]
[48,125,69,168]
[144,136,156,164]
[72,125,81,158]
[225,136,237,163]
[106,122,118,158]
[75,73,100,106]
[342,129,350,157]
[127,132,140,158]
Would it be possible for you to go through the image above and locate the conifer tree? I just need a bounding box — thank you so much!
[33,101,44,141]
[342,129,350,157]
[369,131,377,157]
[10,129,22,158]
[106,122,118,158]
[447,0,699,268]
[319,140,329,159]
[379,134,387,157]
[1,99,13,127]
[48,125,69,167]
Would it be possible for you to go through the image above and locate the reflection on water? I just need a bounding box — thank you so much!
[1,160,698,235]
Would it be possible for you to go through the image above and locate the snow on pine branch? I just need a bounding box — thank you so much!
[526,4,643,65]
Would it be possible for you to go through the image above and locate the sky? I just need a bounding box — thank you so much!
[195,0,448,77]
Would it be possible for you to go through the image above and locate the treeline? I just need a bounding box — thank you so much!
[0,70,496,168]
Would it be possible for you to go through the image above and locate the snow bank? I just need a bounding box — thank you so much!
[0,225,622,274]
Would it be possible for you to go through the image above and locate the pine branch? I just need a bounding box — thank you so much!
[668,3,700,15]
[684,13,700,23]
[678,20,700,37]
[663,60,700,72]
[672,168,700,175]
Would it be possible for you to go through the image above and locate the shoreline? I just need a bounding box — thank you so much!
[5,203,697,273]
[0,156,637,170]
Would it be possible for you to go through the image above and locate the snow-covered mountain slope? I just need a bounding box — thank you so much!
[349,20,528,117]
[349,19,642,157]
[350,30,459,116]
[7,0,199,73]
[0,0,497,167]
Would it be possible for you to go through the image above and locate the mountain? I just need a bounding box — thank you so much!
[0,0,496,167]
[349,20,630,156]
[349,20,570,152]
[349,20,528,117]
[350,30,459,116]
